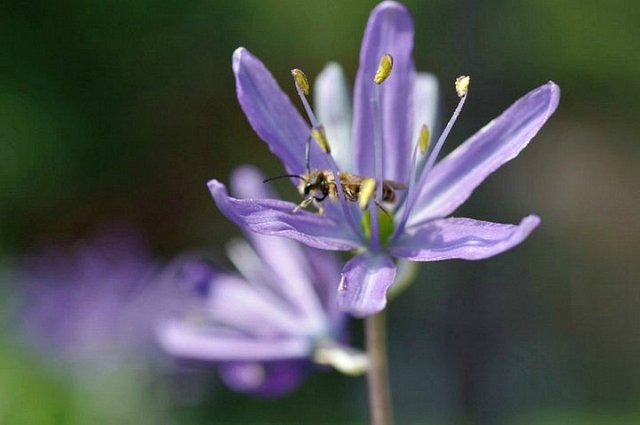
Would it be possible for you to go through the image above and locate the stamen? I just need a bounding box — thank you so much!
[455,75,470,97]
[372,86,384,204]
[405,124,430,199]
[420,75,470,177]
[358,178,376,210]
[291,68,362,243]
[374,53,394,84]
[365,53,395,250]
[291,68,310,96]
[290,68,321,129]
[392,76,470,241]
[418,124,430,154]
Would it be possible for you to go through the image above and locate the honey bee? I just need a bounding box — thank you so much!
[265,170,406,213]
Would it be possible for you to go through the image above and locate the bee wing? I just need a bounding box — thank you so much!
[384,180,407,190]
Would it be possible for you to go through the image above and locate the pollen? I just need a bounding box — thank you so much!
[358,178,376,209]
[419,124,430,154]
[374,53,394,84]
[455,75,470,97]
[291,68,310,96]
[311,125,331,153]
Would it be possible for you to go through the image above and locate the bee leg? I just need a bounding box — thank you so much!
[292,197,313,213]
[374,201,392,218]
[313,201,325,216]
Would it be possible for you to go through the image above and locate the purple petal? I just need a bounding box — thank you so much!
[391,215,541,261]
[352,1,415,183]
[228,166,333,328]
[233,48,324,175]
[157,320,312,361]
[202,274,314,337]
[219,360,310,398]
[408,82,560,226]
[315,62,353,172]
[306,249,345,326]
[337,252,397,318]
[209,179,360,251]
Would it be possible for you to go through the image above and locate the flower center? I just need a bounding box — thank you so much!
[361,208,395,246]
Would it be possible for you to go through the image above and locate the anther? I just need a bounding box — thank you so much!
[291,69,310,96]
[310,125,331,153]
[358,178,376,210]
[418,124,430,154]
[374,53,394,84]
[455,75,470,97]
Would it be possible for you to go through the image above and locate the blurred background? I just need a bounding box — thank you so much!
[1,0,639,424]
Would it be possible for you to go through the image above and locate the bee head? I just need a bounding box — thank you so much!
[303,171,325,194]
[304,174,318,195]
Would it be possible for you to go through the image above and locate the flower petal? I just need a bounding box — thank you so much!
[209,179,360,251]
[219,360,309,397]
[337,252,397,318]
[229,166,335,330]
[233,47,324,175]
[408,82,560,226]
[307,249,345,326]
[391,215,541,261]
[157,319,311,361]
[315,62,353,172]
[203,274,312,337]
[352,1,415,183]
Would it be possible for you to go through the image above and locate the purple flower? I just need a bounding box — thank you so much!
[157,166,366,397]
[208,1,559,317]
[19,226,158,370]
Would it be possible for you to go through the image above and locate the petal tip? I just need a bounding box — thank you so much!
[521,214,542,230]
[335,254,396,318]
[374,0,409,14]
[207,179,225,194]
[368,0,413,29]
[546,81,561,114]
[232,47,250,73]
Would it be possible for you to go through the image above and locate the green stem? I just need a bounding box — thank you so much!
[365,311,393,425]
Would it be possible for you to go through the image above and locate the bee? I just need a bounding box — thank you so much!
[263,135,405,213]
[265,170,405,213]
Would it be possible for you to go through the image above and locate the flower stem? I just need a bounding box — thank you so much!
[365,311,393,425]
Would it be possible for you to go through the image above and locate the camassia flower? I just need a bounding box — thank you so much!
[208,1,560,317]
[157,166,367,397]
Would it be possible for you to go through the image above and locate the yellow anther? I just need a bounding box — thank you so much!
[374,53,394,84]
[311,125,331,153]
[358,178,376,209]
[419,124,430,154]
[291,68,310,96]
[455,75,470,97]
